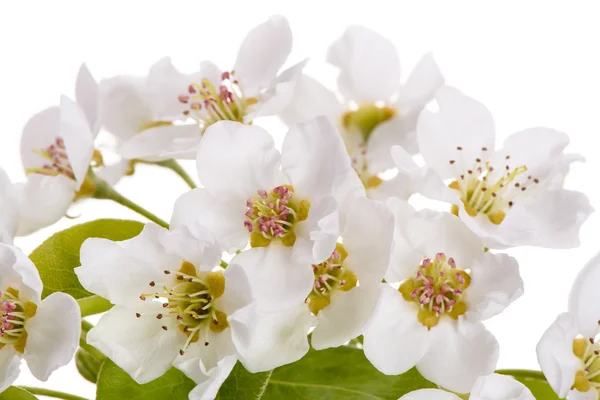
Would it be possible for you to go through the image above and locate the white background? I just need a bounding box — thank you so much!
[2,1,600,397]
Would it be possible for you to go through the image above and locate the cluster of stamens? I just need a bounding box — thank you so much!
[448,146,539,225]
[137,262,227,356]
[244,185,310,248]
[572,323,600,393]
[178,71,257,130]
[26,137,75,180]
[399,253,471,328]
[0,288,35,352]
[306,245,357,315]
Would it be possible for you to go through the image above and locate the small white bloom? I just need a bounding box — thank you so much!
[416,86,593,249]
[75,222,283,399]
[230,196,393,362]
[172,116,364,311]
[112,16,305,161]
[281,25,444,199]
[363,198,523,393]
[537,252,600,399]
[398,373,534,400]
[0,168,19,244]
[0,243,80,392]
[18,64,113,235]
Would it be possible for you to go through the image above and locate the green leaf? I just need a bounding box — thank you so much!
[216,363,272,400]
[29,219,144,299]
[217,347,435,399]
[0,387,37,399]
[513,377,560,400]
[96,360,196,400]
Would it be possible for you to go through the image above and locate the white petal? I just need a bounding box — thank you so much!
[99,76,152,139]
[20,107,60,171]
[216,263,254,317]
[327,25,400,102]
[233,303,313,373]
[0,168,19,242]
[367,118,417,172]
[24,292,80,381]
[469,373,535,400]
[282,116,352,199]
[146,57,193,117]
[520,189,592,249]
[75,63,100,132]
[292,196,339,265]
[94,159,130,186]
[417,86,496,179]
[229,246,313,312]
[397,53,445,111]
[245,59,308,122]
[159,223,221,272]
[89,304,186,384]
[363,284,430,375]
[279,75,343,127]
[569,252,600,337]
[466,253,523,321]
[174,328,236,379]
[407,210,484,269]
[0,347,21,393]
[15,175,74,236]
[536,313,581,397]
[75,224,180,307]
[234,15,292,95]
[170,188,248,253]
[0,243,42,303]
[417,319,499,394]
[197,121,280,199]
[341,196,394,285]
[59,95,95,188]
[366,173,413,201]
[399,389,461,400]
[185,356,237,400]
[568,389,599,400]
[118,124,200,162]
[312,284,380,350]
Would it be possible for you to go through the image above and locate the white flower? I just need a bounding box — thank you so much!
[18,64,109,235]
[416,85,593,249]
[281,25,444,199]
[171,116,363,311]
[536,252,600,399]
[363,198,523,393]
[0,243,80,392]
[75,222,293,399]
[398,373,534,400]
[112,15,305,161]
[0,168,19,244]
[231,196,393,358]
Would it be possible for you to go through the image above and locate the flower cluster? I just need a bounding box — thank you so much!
[0,14,596,400]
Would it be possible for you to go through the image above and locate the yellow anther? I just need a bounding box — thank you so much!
[206,271,225,299]
[418,309,440,329]
[573,370,591,392]
[464,203,478,217]
[487,211,506,225]
[179,261,197,277]
[308,296,331,315]
[450,204,459,217]
[365,175,383,189]
[447,301,467,319]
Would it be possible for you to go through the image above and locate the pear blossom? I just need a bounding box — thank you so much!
[398,373,534,400]
[281,25,444,199]
[112,15,305,161]
[231,196,393,358]
[363,198,523,393]
[0,168,19,244]
[0,242,80,392]
[75,222,305,399]
[416,86,593,249]
[536,252,600,399]
[18,65,110,235]
[171,116,364,311]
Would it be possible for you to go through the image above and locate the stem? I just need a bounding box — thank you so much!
[93,177,169,228]
[80,320,106,362]
[154,159,197,189]
[17,387,89,400]
[77,295,112,317]
[496,369,547,381]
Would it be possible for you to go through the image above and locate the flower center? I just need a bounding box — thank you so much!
[244,185,310,248]
[138,262,228,355]
[305,244,358,315]
[0,287,37,353]
[179,71,258,132]
[26,137,75,180]
[448,147,538,225]
[398,253,471,328]
[571,324,600,393]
